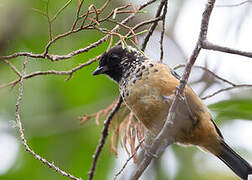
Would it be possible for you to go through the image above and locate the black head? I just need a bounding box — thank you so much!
[93,45,144,83]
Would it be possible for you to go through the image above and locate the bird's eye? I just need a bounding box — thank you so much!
[110,54,120,60]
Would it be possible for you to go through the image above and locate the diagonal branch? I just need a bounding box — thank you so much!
[159,0,168,62]
[113,139,144,180]
[141,0,167,51]
[4,60,22,77]
[50,0,74,23]
[130,0,216,179]
[88,97,123,180]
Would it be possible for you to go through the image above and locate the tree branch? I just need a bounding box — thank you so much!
[113,139,144,180]
[159,0,168,62]
[130,0,216,179]
[0,57,97,89]
[88,97,123,180]
[141,0,167,51]
[215,0,252,8]
[4,60,22,77]
[173,64,236,87]
[202,40,252,58]
[201,84,252,100]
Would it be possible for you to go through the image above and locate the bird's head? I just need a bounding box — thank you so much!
[92,45,145,83]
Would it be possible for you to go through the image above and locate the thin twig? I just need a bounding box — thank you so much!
[88,97,123,180]
[89,4,99,22]
[0,79,20,89]
[46,0,53,40]
[202,40,252,58]
[139,0,157,10]
[173,64,236,86]
[51,0,73,23]
[4,60,22,77]
[0,52,45,61]
[99,0,113,12]
[113,139,144,180]
[201,84,252,100]
[141,0,166,51]
[31,8,48,17]
[0,57,97,89]
[215,0,252,7]
[159,0,168,62]
[113,16,163,48]
[15,57,81,180]
[132,17,163,32]
[107,19,138,44]
[71,0,85,30]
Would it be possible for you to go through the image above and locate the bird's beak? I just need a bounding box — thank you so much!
[92,66,108,75]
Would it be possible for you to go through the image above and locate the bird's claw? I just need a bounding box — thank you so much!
[144,144,159,158]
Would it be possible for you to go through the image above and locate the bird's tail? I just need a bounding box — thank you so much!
[217,141,252,180]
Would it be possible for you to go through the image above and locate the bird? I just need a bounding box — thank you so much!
[92,45,252,180]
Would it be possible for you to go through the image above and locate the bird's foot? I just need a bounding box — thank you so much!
[144,144,159,158]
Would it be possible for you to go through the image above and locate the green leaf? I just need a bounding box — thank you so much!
[208,99,252,122]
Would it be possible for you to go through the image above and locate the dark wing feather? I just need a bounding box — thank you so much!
[211,118,224,139]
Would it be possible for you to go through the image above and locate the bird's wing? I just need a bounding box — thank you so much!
[164,63,224,139]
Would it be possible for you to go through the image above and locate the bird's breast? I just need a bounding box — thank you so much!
[123,84,169,134]
[119,62,172,134]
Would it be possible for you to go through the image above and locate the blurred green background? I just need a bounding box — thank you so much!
[0,0,252,180]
